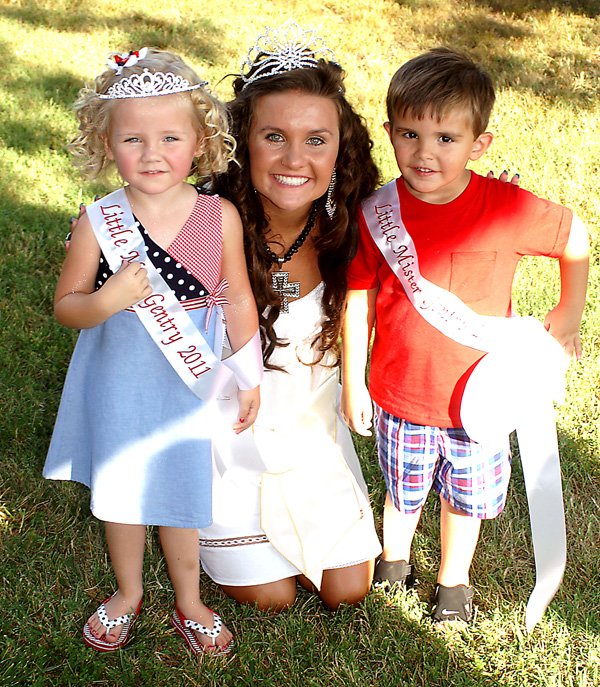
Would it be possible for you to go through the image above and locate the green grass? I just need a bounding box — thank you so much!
[1,1,598,685]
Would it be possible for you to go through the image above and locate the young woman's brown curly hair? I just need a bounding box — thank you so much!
[214,60,380,367]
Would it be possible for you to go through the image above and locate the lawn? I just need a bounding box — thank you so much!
[0,1,598,685]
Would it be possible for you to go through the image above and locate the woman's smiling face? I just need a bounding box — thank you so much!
[247,90,340,217]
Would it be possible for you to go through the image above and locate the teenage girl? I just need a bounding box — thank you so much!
[44,48,260,655]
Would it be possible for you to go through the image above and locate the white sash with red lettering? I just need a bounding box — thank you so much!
[361,180,568,630]
[86,188,261,400]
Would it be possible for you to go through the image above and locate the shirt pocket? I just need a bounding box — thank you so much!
[449,251,497,304]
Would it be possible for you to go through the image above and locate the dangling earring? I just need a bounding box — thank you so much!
[325,168,337,219]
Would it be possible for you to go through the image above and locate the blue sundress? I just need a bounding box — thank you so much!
[44,191,225,528]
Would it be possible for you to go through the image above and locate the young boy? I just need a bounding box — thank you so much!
[341,47,588,623]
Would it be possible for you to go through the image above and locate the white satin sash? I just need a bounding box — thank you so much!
[362,180,568,629]
[87,188,262,399]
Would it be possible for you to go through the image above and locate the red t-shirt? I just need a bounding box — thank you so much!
[347,172,572,427]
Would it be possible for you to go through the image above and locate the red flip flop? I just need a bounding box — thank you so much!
[82,593,142,652]
[171,607,234,656]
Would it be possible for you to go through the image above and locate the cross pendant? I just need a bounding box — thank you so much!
[271,270,300,313]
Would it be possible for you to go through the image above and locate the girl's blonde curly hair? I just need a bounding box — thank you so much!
[68,48,236,180]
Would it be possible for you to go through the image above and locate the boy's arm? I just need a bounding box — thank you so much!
[544,214,589,360]
[341,288,377,436]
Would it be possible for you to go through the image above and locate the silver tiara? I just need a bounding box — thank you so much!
[99,69,208,100]
[240,20,337,91]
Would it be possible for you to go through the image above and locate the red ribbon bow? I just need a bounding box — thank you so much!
[204,279,230,330]
[113,50,139,66]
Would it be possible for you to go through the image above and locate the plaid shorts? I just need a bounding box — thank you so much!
[374,404,511,519]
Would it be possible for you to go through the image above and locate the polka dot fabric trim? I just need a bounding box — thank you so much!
[95,221,209,302]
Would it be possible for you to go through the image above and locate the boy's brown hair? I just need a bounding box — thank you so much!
[386,47,495,136]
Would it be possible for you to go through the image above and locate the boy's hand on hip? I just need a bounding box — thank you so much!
[544,304,583,360]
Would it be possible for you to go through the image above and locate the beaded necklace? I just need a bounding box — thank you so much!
[264,204,318,313]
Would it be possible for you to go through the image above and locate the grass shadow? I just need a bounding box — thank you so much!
[395,0,599,18]
[0,7,228,155]
[0,69,81,154]
[470,0,600,18]
[432,14,597,107]
[0,156,88,455]
[0,3,223,65]
[389,1,598,108]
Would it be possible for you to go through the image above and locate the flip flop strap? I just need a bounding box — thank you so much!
[184,613,222,639]
[97,603,134,631]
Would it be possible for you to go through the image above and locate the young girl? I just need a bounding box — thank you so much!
[44,48,261,655]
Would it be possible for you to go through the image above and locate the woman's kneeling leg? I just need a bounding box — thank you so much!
[318,561,374,610]
[220,577,297,613]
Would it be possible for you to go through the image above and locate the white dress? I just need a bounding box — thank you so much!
[199,283,381,587]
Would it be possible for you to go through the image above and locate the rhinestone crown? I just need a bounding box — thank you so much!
[99,69,207,100]
[240,20,337,91]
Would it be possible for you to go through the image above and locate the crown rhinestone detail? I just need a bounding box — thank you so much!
[99,69,208,100]
[240,20,337,91]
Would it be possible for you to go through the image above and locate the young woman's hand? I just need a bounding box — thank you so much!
[340,383,373,437]
[65,204,87,250]
[487,170,520,185]
[65,195,102,250]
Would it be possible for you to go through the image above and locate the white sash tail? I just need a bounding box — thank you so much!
[362,180,568,630]
[86,188,262,399]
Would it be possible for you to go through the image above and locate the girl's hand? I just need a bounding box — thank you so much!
[100,260,152,313]
[232,387,260,433]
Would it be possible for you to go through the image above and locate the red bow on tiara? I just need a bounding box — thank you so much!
[107,47,148,74]
[114,50,139,66]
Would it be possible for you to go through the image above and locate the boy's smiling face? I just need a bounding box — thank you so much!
[384,107,492,205]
